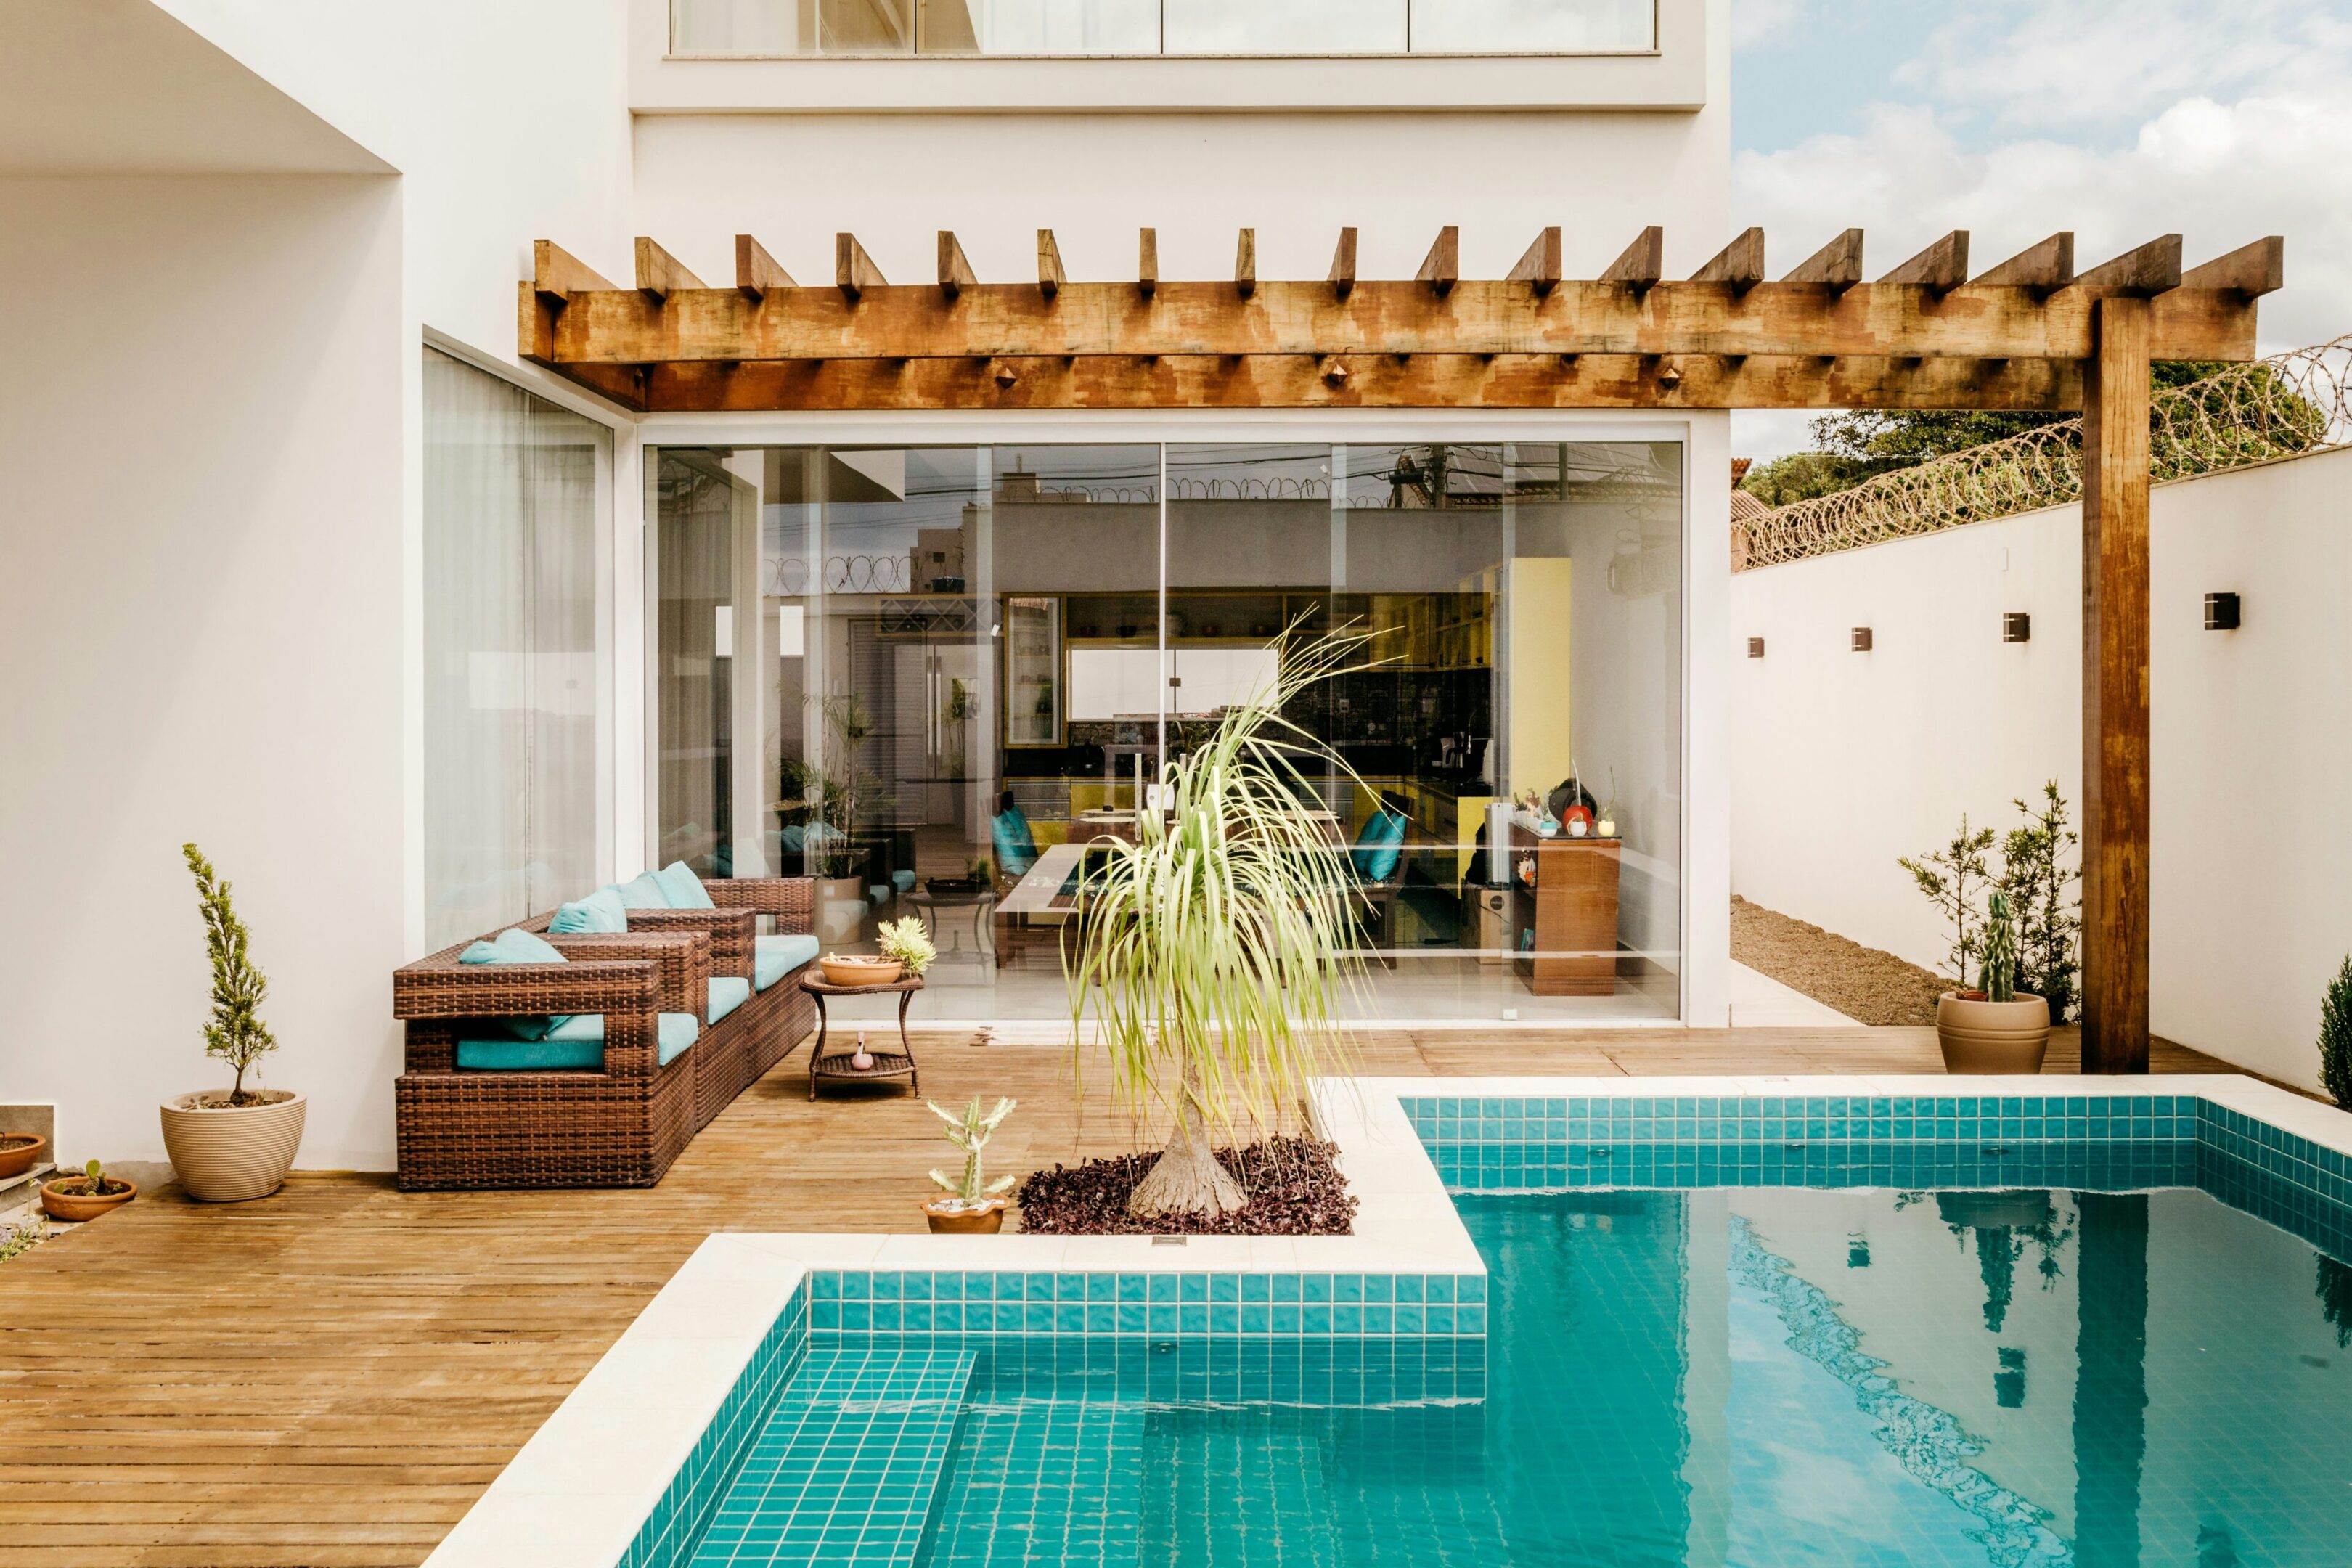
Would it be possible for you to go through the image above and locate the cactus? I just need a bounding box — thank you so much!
[1980,891,2020,1003]
[926,1095,1016,1206]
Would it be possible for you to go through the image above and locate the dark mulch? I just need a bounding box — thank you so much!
[1015,1135,1357,1236]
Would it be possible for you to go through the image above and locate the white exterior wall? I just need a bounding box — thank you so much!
[1729,447,2352,1088]
[1,0,1731,1171]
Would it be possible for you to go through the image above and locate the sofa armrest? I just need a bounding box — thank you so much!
[392,958,659,1021]
[625,907,755,976]
[542,931,709,1018]
[706,875,816,935]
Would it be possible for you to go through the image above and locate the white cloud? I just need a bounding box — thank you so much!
[1731,0,1808,50]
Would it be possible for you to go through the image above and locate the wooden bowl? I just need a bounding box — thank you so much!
[820,956,905,987]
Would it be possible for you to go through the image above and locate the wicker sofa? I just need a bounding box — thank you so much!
[392,875,817,1190]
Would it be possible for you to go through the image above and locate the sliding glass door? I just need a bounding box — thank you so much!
[650,437,1681,1022]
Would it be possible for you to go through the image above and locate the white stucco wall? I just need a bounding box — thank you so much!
[1729,446,2352,1087]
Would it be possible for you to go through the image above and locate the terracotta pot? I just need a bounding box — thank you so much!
[160,1090,308,1201]
[822,956,905,988]
[923,1197,1008,1234]
[41,1176,138,1222]
[1935,990,2051,1074]
[0,1132,46,1181]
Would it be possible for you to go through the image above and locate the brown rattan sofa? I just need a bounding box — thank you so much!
[392,875,817,1189]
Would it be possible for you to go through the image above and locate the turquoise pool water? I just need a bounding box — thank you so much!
[673,1116,2352,1568]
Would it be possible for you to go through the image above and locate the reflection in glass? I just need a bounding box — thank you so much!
[1410,0,1653,52]
[1163,0,1405,54]
[917,0,1158,53]
[673,0,914,54]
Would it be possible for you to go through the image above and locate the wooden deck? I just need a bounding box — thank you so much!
[1,1025,2235,1567]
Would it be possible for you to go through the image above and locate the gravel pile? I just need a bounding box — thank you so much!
[1731,896,1949,1026]
[1016,1135,1357,1236]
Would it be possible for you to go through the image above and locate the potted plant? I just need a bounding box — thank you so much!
[1066,624,1370,1220]
[781,693,893,945]
[41,1157,138,1222]
[159,844,307,1201]
[923,1095,1016,1233]
[0,1130,46,1181]
[1933,890,2051,1073]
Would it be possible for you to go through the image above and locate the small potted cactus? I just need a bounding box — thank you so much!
[1935,890,2051,1074]
[41,1158,139,1222]
[922,1095,1016,1233]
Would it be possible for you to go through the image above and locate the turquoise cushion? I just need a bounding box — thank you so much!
[868,883,891,907]
[708,975,750,1024]
[457,927,572,1039]
[1349,809,1408,883]
[653,860,716,910]
[549,886,627,934]
[614,871,670,909]
[992,808,1037,877]
[891,870,917,894]
[455,1011,698,1071]
[755,933,820,990]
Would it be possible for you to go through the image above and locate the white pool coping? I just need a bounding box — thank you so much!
[420,1069,2352,1568]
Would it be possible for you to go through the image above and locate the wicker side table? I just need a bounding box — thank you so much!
[798,973,923,1101]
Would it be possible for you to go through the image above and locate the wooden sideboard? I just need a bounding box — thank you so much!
[1508,824,1622,997]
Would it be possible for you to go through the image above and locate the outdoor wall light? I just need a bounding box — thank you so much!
[1850,627,1874,652]
[2205,592,2242,631]
[1747,637,1765,658]
[2003,612,2031,643]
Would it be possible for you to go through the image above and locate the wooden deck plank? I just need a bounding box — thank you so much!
[0,1026,2241,1567]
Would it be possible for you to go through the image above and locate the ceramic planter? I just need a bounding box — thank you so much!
[923,1197,1008,1234]
[160,1090,308,1201]
[1935,991,2051,1074]
[821,956,905,988]
[0,1132,46,1181]
[40,1175,137,1222]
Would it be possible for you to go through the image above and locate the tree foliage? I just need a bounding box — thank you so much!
[1999,782,2082,1022]
[1900,816,1998,987]
[183,843,277,1104]
[2322,955,2352,1110]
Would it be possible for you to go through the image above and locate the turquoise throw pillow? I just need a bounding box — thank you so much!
[653,860,716,910]
[457,926,572,1039]
[614,871,670,909]
[549,886,628,934]
[1349,809,1407,883]
[992,809,1037,877]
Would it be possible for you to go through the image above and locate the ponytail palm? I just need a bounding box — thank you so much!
[1066,629,1374,1220]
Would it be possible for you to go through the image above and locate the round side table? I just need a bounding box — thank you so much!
[798,973,923,1101]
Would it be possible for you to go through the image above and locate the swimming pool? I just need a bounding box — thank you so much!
[426,1077,2352,1568]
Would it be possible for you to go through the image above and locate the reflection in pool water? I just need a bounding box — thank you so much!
[910,1185,2351,1567]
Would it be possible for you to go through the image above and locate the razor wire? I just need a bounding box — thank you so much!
[1734,335,2352,571]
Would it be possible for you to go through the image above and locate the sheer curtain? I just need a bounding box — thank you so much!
[422,348,608,949]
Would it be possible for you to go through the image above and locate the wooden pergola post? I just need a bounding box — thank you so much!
[2080,296,2153,1072]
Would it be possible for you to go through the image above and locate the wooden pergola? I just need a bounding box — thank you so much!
[520,223,2284,1074]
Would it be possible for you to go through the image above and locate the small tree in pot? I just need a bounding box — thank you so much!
[160,845,307,1201]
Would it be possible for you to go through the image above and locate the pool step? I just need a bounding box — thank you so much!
[690,1347,976,1568]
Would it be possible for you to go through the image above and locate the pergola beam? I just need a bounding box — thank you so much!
[536,277,2260,368]
[1974,232,2075,294]
[632,237,703,302]
[591,352,2093,412]
[1691,226,1765,291]
[1507,226,1562,296]
[734,234,794,301]
[1784,228,1864,293]
[1879,230,1969,294]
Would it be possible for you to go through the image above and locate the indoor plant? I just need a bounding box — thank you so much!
[923,1094,1016,1233]
[1932,889,2051,1073]
[1066,625,1370,1220]
[780,693,891,944]
[160,844,307,1201]
[41,1157,138,1222]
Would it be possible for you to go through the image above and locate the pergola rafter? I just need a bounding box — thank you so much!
[518,223,2284,1076]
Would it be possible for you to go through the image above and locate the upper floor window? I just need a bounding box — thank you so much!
[670,0,1657,57]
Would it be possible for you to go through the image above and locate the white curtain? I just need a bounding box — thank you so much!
[422,349,607,949]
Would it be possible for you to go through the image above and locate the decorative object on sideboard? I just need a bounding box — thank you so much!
[163,844,306,1202]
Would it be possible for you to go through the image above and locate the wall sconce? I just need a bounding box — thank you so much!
[2002,612,2031,643]
[1850,627,1873,653]
[1747,637,1765,658]
[2205,592,2241,631]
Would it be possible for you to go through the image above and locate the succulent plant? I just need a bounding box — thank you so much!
[1980,891,2020,1003]
[927,1095,1016,1206]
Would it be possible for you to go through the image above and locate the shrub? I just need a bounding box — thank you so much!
[1900,816,1997,987]
[2322,955,2352,1110]
[183,843,277,1104]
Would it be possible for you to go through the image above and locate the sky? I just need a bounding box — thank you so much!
[1727,0,2352,460]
